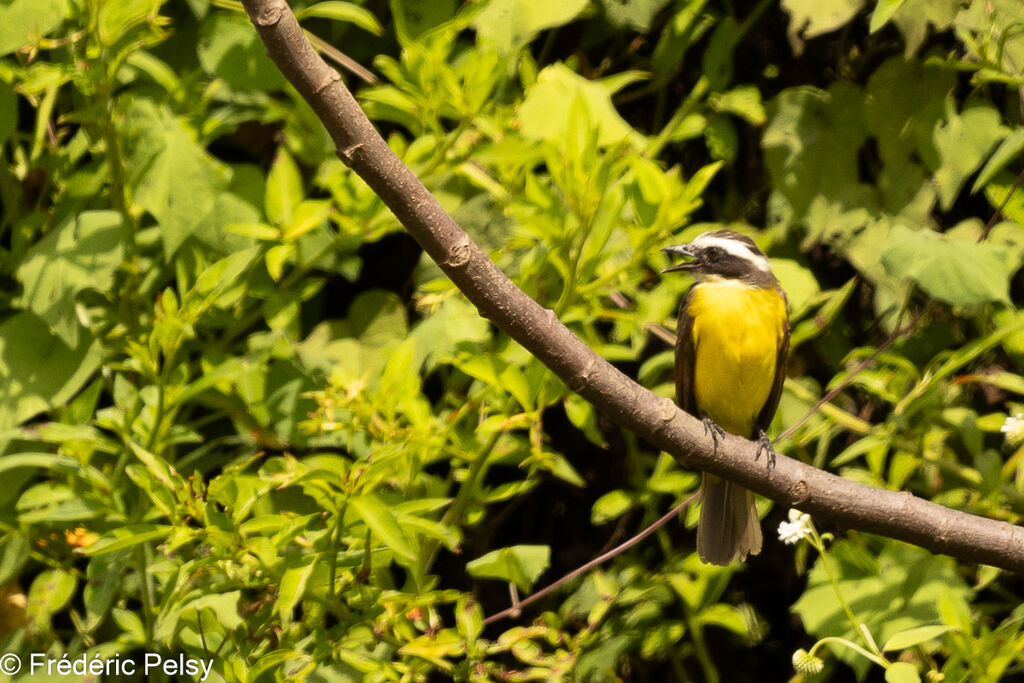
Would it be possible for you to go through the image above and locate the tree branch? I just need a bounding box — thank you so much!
[240,0,1024,573]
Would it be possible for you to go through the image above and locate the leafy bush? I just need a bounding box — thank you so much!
[0,0,1022,681]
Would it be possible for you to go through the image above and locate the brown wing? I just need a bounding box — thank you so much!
[755,287,791,435]
[674,286,697,415]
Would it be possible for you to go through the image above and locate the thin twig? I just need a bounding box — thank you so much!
[777,300,931,443]
[306,31,377,84]
[978,165,1024,242]
[484,492,700,625]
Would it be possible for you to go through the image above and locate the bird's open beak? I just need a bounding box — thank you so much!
[661,244,698,273]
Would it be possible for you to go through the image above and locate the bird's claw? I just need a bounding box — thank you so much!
[754,429,777,474]
[702,417,726,452]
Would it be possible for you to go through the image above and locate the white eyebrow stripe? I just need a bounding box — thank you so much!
[691,234,771,272]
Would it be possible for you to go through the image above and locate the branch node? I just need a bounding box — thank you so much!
[338,142,364,165]
[659,397,677,422]
[568,356,596,392]
[790,479,809,505]
[252,0,286,26]
[314,68,341,94]
[442,236,472,269]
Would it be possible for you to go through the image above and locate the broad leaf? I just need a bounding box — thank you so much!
[881,224,1012,305]
[120,100,231,257]
[16,211,127,347]
[466,545,550,592]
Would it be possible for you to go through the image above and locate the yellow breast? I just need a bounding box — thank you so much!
[688,279,787,438]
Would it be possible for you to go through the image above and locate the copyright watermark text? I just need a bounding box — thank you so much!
[0,652,213,680]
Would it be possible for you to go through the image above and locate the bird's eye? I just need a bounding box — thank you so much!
[705,246,723,260]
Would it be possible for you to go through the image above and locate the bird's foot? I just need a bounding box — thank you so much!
[702,417,726,453]
[754,429,777,474]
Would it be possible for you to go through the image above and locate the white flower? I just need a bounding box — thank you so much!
[1001,413,1024,447]
[778,508,812,545]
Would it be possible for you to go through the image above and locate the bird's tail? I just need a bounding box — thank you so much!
[697,474,763,565]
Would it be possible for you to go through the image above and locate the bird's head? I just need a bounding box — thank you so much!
[661,230,775,285]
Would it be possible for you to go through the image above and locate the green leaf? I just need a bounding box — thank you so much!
[710,85,766,125]
[349,290,409,345]
[869,0,906,33]
[27,569,76,624]
[651,0,713,83]
[265,147,304,227]
[84,552,127,632]
[409,294,490,370]
[0,313,103,430]
[771,258,821,318]
[112,606,146,644]
[781,0,865,55]
[698,603,749,636]
[0,79,15,145]
[882,625,955,651]
[225,222,281,241]
[182,590,244,631]
[295,1,384,35]
[128,440,184,495]
[120,100,231,257]
[81,524,174,556]
[591,490,634,524]
[0,452,108,489]
[704,114,737,160]
[457,354,533,410]
[864,58,953,165]
[641,620,686,659]
[125,465,178,517]
[600,0,672,32]
[881,224,1012,305]
[126,50,182,96]
[702,16,739,89]
[473,0,587,54]
[18,498,104,523]
[197,13,288,91]
[763,83,872,227]
[455,595,483,643]
[885,662,922,683]
[518,63,646,149]
[277,557,317,621]
[0,0,69,56]
[890,0,957,57]
[932,101,1007,210]
[389,0,456,44]
[393,511,461,551]
[972,128,1024,193]
[265,243,293,282]
[466,545,550,592]
[349,493,417,563]
[282,199,331,241]
[398,628,465,666]
[16,211,127,347]
[0,533,29,586]
[96,0,159,45]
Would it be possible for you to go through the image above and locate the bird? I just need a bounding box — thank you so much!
[662,230,790,565]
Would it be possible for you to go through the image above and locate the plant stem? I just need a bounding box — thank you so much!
[422,429,502,573]
[810,636,889,668]
[136,543,157,643]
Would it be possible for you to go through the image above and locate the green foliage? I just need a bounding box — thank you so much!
[0,0,1023,681]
